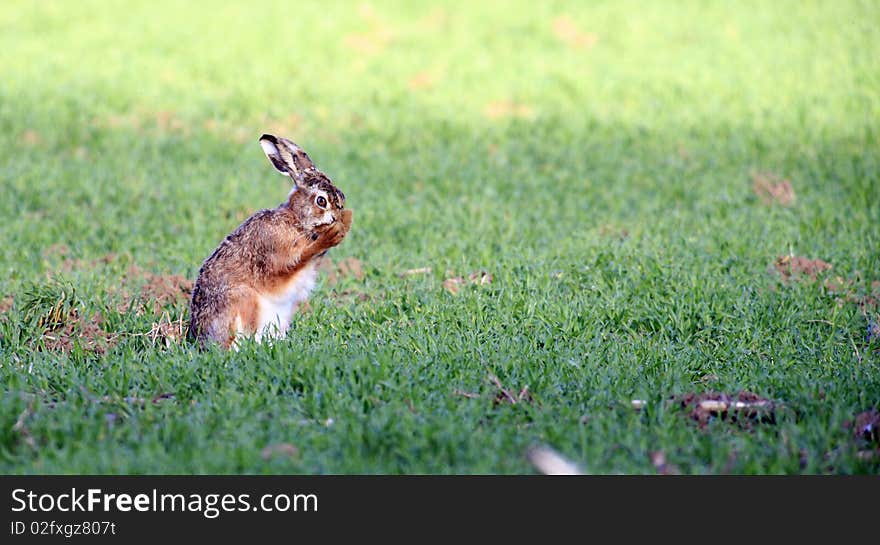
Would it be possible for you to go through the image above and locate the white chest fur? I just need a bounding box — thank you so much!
[255,262,319,341]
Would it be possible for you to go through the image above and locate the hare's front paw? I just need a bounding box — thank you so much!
[339,209,353,232]
[314,220,348,249]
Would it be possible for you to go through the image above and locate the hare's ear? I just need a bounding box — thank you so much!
[259,134,315,186]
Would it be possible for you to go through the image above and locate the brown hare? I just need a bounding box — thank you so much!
[187,134,352,349]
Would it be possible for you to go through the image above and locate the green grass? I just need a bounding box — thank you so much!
[1,0,879,474]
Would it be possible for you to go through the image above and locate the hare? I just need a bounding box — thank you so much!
[187,134,353,349]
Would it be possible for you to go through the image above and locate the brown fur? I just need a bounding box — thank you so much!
[187,135,352,348]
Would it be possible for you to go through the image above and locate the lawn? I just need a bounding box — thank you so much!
[1,0,878,474]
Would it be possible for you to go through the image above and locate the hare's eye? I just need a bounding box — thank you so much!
[315,195,328,209]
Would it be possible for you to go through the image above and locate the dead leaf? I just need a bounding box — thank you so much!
[408,72,434,91]
[442,276,465,294]
[400,267,432,277]
[443,271,493,294]
[597,224,630,240]
[773,255,832,283]
[22,129,42,146]
[260,443,300,461]
[752,172,795,206]
[484,100,535,120]
[452,389,481,399]
[490,374,533,406]
[155,110,186,133]
[552,15,598,49]
[526,445,584,475]
[674,391,776,429]
[468,271,493,285]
